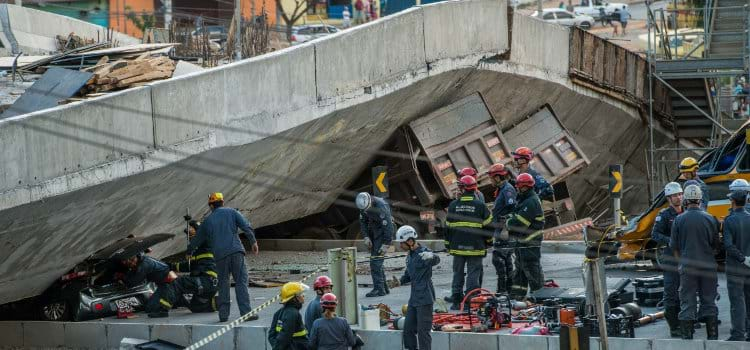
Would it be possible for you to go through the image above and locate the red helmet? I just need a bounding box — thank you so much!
[313,276,333,290]
[458,175,478,191]
[458,167,478,179]
[320,293,338,310]
[512,147,534,161]
[515,173,535,189]
[488,163,509,177]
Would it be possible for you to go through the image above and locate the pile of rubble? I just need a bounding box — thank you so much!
[81,55,176,94]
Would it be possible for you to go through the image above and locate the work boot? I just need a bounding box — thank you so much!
[384,284,390,295]
[444,293,462,304]
[450,302,462,311]
[242,314,259,322]
[664,306,681,338]
[148,311,169,318]
[680,320,695,340]
[365,289,386,297]
[705,317,719,340]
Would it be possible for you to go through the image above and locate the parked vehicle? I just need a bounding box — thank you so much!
[34,234,174,321]
[191,25,228,43]
[532,9,595,29]
[573,0,629,20]
[291,25,339,45]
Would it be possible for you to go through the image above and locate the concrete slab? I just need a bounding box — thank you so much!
[191,325,236,350]
[608,337,652,350]
[431,331,450,350]
[706,340,745,350]
[236,325,268,350]
[22,321,64,348]
[0,321,23,347]
[106,323,151,350]
[356,329,404,350]
[652,339,706,350]
[452,332,499,350]
[511,14,570,76]
[151,324,191,348]
[64,322,107,349]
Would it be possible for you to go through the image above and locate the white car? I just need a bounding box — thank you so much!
[573,0,629,20]
[532,9,595,29]
[290,25,339,45]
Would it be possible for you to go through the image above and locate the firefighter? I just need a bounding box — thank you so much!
[395,225,440,350]
[507,173,545,300]
[445,176,493,310]
[268,282,310,350]
[679,157,709,210]
[511,147,554,201]
[488,163,516,294]
[650,182,683,337]
[457,167,485,202]
[117,253,176,318]
[168,220,219,313]
[356,192,395,297]
[305,275,333,333]
[722,179,750,341]
[669,184,720,340]
[309,293,359,350]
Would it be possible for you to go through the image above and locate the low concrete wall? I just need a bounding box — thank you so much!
[510,13,570,77]
[0,321,736,350]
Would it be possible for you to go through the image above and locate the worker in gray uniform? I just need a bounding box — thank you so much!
[357,192,395,297]
[309,293,360,350]
[650,182,683,337]
[669,184,721,340]
[722,179,750,341]
[395,225,440,350]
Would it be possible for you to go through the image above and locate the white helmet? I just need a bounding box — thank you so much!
[664,182,683,196]
[729,179,750,192]
[683,184,703,201]
[355,192,372,210]
[395,225,418,242]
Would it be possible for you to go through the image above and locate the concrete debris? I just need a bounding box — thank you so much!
[80,56,177,94]
[172,60,205,77]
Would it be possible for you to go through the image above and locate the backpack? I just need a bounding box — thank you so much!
[355,0,364,11]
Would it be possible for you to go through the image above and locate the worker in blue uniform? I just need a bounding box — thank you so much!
[651,182,683,337]
[305,275,333,333]
[356,192,395,297]
[507,173,545,300]
[722,179,750,341]
[512,147,554,201]
[117,253,175,318]
[488,163,516,294]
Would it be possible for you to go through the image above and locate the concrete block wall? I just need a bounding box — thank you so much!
[510,13,571,76]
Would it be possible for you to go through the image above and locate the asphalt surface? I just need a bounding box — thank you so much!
[84,244,737,341]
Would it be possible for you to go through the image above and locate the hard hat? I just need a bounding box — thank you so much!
[313,276,333,290]
[515,173,536,189]
[320,293,337,310]
[729,190,747,201]
[683,185,703,201]
[512,147,534,161]
[663,182,683,196]
[458,167,478,179]
[488,163,509,177]
[679,157,699,173]
[729,179,750,192]
[458,175,478,191]
[395,225,418,242]
[356,192,372,210]
[208,192,224,203]
[280,282,309,303]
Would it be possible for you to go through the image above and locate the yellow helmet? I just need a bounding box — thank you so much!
[679,157,698,173]
[280,282,309,303]
[208,192,224,203]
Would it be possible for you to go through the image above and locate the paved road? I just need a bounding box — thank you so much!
[629,0,668,21]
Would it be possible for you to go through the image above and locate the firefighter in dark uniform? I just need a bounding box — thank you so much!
[651,182,683,337]
[507,173,545,300]
[512,147,554,201]
[168,220,219,313]
[356,192,395,297]
[268,282,310,350]
[445,175,493,310]
[669,184,721,340]
[117,253,176,318]
[488,163,516,294]
[722,179,750,341]
[458,167,485,203]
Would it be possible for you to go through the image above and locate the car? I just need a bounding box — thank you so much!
[291,24,339,45]
[34,233,175,321]
[573,0,629,20]
[532,9,595,29]
[191,25,228,42]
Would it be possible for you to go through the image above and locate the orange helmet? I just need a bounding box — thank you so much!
[515,173,535,189]
[313,276,333,290]
[208,192,224,203]
[512,147,534,161]
[488,163,509,177]
[320,293,338,310]
[458,167,478,179]
[458,175,478,191]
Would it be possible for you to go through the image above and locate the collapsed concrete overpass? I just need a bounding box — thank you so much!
[0,0,677,304]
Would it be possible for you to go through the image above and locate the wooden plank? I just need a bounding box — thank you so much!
[116,70,172,87]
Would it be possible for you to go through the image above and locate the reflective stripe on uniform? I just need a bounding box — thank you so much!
[535,216,545,221]
[513,214,531,227]
[159,299,173,308]
[293,329,308,337]
[522,231,544,242]
[175,262,180,271]
[193,253,214,260]
[205,270,218,278]
[482,214,494,226]
[460,196,474,201]
[448,249,486,256]
[447,221,483,228]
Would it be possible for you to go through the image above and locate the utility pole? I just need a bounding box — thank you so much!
[537,0,543,18]
[164,0,173,29]
[234,0,242,61]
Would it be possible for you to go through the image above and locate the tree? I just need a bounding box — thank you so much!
[125,6,157,33]
[276,0,314,42]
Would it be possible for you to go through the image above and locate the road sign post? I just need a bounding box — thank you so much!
[372,166,389,198]
[609,165,623,229]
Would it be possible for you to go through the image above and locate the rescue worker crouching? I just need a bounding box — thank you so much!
[445,175,493,310]
[309,293,361,350]
[507,173,545,300]
[679,157,709,210]
[169,220,219,313]
[511,147,554,201]
[722,179,750,341]
[651,182,683,337]
[488,163,516,294]
[356,192,395,297]
[117,253,177,318]
[269,282,310,350]
[395,225,440,350]
[305,275,333,334]
[669,184,720,340]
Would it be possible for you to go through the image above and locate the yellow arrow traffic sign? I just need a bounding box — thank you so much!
[375,172,387,193]
[612,171,622,193]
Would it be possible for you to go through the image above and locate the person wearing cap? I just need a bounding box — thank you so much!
[395,225,440,350]
[722,179,750,341]
[670,184,721,340]
[269,282,310,350]
[309,293,360,350]
[356,192,395,297]
[651,182,683,337]
[168,220,219,313]
[117,253,176,318]
[305,275,333,333]
[187,192,259,322]
[679,157,709,210]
